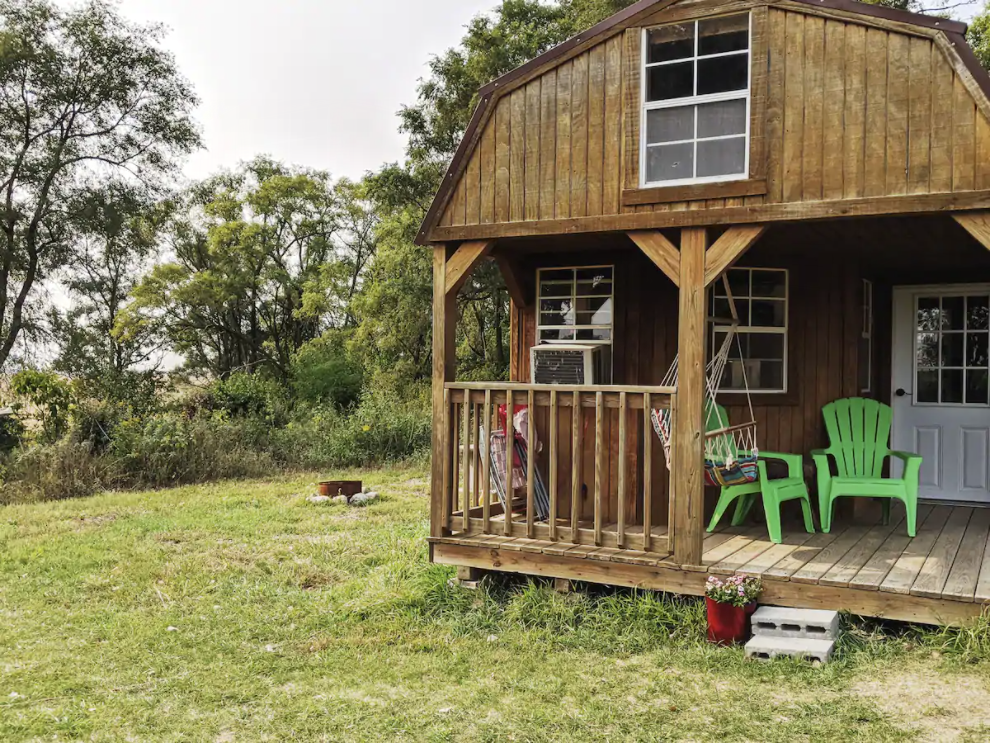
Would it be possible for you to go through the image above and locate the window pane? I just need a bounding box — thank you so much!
[724,360,783,391]
[647,106,694,144]
[746,332,785,360]
[697,55,748,95]
[541,327,576,342]
[576,328,612,342]
[917,297,941,331]
[712,298,749,324]
[916,370,938,402]
[916,333,939,367]
[969,332,989,367]
[698,14,749,55]
[697,99,747,138]
[942,369,964,403]
[942,296,965,330]
[696,137,746,178]
[646,142,694,182]
[750,299,785,328]
[647,62,694,101]
[942,333,964,367]
[726,269,749,297]
[968,296,990,330]
[575,267,612,284]
[576,282,612,297]
[751,270,786,298]
[647,24,694,64]
[539,281,571,298]
[541,269,572,282]
[967,369,989,405]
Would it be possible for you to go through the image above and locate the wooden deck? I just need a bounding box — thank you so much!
[432,503,990,625]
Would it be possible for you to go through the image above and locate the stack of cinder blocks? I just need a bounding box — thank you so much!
[744,607,839,663]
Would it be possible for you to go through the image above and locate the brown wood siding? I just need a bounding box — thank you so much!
[437,6,990,231]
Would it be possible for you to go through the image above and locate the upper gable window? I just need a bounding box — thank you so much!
[642,13,751,187]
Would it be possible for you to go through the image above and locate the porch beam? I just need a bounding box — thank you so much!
[704,225,766,287]
[672,227,707,566]
[431,245,458,539]
[495,253,531,308]
[627,230,680,287]
[445,240,496,296]
[953,211,990,251]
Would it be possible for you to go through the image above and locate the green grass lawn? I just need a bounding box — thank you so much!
[3,469,990,741]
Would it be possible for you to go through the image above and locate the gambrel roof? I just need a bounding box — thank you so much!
[418,0,990,244]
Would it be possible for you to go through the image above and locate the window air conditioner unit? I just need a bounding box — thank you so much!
[530,344,608,385]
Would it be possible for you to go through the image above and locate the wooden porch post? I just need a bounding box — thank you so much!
[673,228,707,566]
[431,244,458,539]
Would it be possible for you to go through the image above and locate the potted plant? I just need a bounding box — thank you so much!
[704,574,762,645]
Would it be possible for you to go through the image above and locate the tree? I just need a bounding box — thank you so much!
[51,187,168,380]
[0,0,200,370]
[969,2,990,71]
[358,1,637,387]
[125,158,363,382]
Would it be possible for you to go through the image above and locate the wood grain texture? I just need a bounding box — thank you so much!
[431,7,990,238]
[628,230,680,286]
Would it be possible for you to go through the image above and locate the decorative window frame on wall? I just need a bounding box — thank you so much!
[622,5,768,208]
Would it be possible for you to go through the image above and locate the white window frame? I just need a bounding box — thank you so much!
[640,13,752,188]
[912,290,990,408]
[861,279,874,393]
[536,265,615,346]
[709,267,789,394]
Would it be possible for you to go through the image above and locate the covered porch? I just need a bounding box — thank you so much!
[429,212,990,625]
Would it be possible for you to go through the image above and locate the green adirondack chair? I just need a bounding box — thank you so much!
[705,403,815,544]
[812,397,922,537]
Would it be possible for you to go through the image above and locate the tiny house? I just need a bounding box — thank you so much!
[421,0,990,625]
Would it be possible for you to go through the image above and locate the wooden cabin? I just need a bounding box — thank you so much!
[421,0,990,625]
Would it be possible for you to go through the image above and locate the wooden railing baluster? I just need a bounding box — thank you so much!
[617,391,627,549]
[526,389,536,539]
[570,390,582,544]
[462,396,471,534]
[482,390,492,535]
[548,388,558,542]
[442,388,453,532]
[643,392,653,552]
[504,389,514,537]
[594,391,604,546]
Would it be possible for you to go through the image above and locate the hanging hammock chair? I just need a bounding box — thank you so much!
[651,275,760,487]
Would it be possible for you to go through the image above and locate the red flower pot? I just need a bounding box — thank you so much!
[705,598,757,645]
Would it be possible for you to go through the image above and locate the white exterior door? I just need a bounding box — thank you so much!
[891,286,990,503]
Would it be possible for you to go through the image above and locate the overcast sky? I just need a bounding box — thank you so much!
[96,0,496,182]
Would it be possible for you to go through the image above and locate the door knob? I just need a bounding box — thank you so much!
[895,388,909,397]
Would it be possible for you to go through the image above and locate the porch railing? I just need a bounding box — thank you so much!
[441,382,677,555]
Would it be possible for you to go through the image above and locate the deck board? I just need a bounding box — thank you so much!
[941,508,990,602]
[762,528,844,579]
[819,515,904,588]
[790,524,876,584]
[911,507,973,599]
[880,505,952,594]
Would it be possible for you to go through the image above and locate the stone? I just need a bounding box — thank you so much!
[751,607,840,640]
[745,635,835,664]
[307,495,331,504]
[331,495,349,505]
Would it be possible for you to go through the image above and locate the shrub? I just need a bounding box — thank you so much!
[8,369,75,443]
[292,334,364,410]
[209,373,289,424]
[0,440,109,505]
[109,413,277,487]
[0,413,24,453]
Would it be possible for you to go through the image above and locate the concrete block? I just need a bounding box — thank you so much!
[751,606,840,640]
[745,635,835,664]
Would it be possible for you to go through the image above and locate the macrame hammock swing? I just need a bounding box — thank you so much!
[650,275,760,488]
